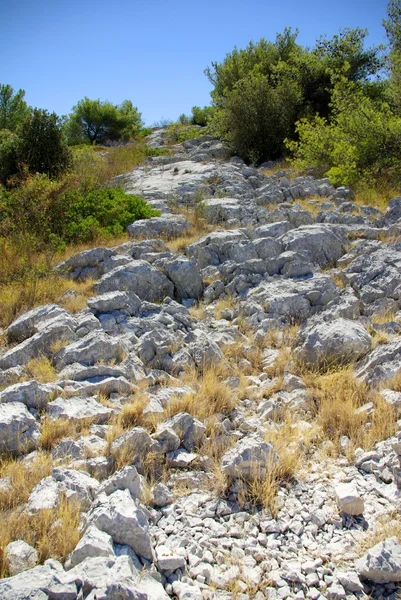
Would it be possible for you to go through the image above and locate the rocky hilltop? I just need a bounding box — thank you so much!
[0,132,401,600]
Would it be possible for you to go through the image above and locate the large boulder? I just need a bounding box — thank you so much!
[69,526,114,568]
[54,331,128,369]
[94,260,174,301]
[5,540,38,575]
[5,304,69,343]
[0,402,40,454]
[356,537,401,583]
[0,559,77,600]
[280,224,346,266]
[163,412,206,451]
[295,318,372,366]
[221,436,278,480]
[127,214,191,239]
[0,319,76,370]
[343,243,401,307]
[46,396,113,424]
[356,339,401,385]
[85,489,153,559]
[161,256,203,301]
[0,381,61,410]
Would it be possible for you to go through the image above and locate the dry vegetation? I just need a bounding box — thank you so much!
[302,367,398,457]
[0,453,81,577]
[39,417,94,451]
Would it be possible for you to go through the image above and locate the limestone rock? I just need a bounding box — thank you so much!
[356,537,401,583]
[85,490,153,559]
[0,402,40,454]
[295,318,372,366]
[5,540,38,575]
[221,436,278,480]
[334,483,364,515]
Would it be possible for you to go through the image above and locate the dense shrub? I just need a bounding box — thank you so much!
[0,130,20,184]
[164,123,209,144]
[18,109,72,178]
[206,28,385,163]
[0,84,29,131]
[60,188,160,242]
[190,106,215,126]
[0,178,160,248]
[287,79,401,186]
[211,72,302,163]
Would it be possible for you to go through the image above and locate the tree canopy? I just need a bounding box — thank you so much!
[66,97,143,145]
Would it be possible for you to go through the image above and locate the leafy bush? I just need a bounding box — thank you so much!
[0,177,160,248]
[287,79,401,185]
[211,72,302,163]
[164,123,209,144]
[18,109,72,178]
[0,130,20,184]
[190,106,215,126]
[206,27,385,163]
[61,188,160,243]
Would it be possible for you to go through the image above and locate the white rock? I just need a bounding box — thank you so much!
[334,483,364,516]
[156,544,186,571]
[5,540,38,575]
[356,536,401,583]
[85,490,153,559]
[69,526,114,568]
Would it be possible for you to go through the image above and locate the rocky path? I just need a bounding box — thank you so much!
[0,133,401,599]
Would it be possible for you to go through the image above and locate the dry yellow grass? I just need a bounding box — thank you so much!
[214,295,237,320]
[0,453,53,511]
[356,510,401,556]
[39,417,93,451]
[165,365,237,421]
[25,356,58,383]
[386,369,401,392]
[304,368,397,456]
[353,178,399,212]
[0,495,81,578]
[0,273,95,330]
[235,414,319,516]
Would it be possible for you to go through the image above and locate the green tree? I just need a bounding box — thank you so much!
[0,84,29,131]
[18,109,72,178]
[287,78,401,186]
[0,130,20,184]
[66,97,142,145]
[384,0,401,52]
[384,0,401,113]
[211,72,302,164]
[190,105,215,126]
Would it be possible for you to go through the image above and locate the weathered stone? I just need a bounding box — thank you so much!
[334,483,364,515]
[69,526,114,568]
[46,396,113,424]
[0,402,40,454]
[163,412,206,451]
[295,318,372,366]
[0,381,61,410]
[5,540,38,575]
[85,490,153,559]
[221,436,278,480]
[356,537,401,583]
[94,260,174,301]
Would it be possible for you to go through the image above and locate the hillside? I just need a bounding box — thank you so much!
[0,131,400,599]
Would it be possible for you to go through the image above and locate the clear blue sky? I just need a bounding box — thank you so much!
[1,0,390,125]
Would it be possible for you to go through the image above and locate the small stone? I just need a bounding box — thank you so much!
[5,540,38,575]
[334,483,364,515]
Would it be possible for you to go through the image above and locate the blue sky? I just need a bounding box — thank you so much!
[1,0,390,125]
